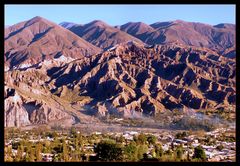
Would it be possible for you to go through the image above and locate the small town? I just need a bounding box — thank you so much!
[4,124,235,162]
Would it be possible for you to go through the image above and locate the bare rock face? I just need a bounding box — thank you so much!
[23,101,73,124]
[4,90,30,127]
[42,42,235,117]
[97,104,108,117]
[4,83,75,127]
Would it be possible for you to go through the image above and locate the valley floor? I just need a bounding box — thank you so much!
[4,122,235,162]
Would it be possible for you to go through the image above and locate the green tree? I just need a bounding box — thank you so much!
[62,140,69,161]
[43,140,51,153]
[52,138,62,153]
[15,144,24,162]
[147,135,157,145]
[150,149,156,158]
[216,145,224,151]
[25,153,30,162]
[116,135,125,143]
[192,146,206,161]
[176,146,183,160]
[136,144,148,160]
[94,139,123,161]
[35,143,43,161]
[70,152,80,162]
[154,144,163,158]
[4,146,13,162]
[29,147,35,162]
[176,132,188,139]
[70,127,77,138]
[124,141,138,161]
[74,137,79,152]
[25,142,32,155]
[135,133,147,144]
[53,154,61,162]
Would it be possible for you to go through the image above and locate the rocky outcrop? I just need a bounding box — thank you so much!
[4,84,75,127]
[4,91,30,127]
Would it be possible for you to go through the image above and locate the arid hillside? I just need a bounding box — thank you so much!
[4,16,102,70]
[4,17,236,127]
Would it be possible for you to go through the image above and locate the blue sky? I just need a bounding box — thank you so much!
[5,5,235,26]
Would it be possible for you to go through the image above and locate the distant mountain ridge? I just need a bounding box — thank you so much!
[66,20,144,50]
[60,19,235,57]
[126,20,235,55]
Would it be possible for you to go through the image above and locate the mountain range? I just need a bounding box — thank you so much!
[4,16,236,127]
[62,19,235,57]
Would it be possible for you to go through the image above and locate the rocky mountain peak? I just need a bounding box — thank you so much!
[25,16,53,26]
[87,20,109,28]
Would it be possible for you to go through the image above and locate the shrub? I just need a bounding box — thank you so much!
[216,145,224,151]
[175,131,188,139]
[147,135,157,145]
[192,146,206,161]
